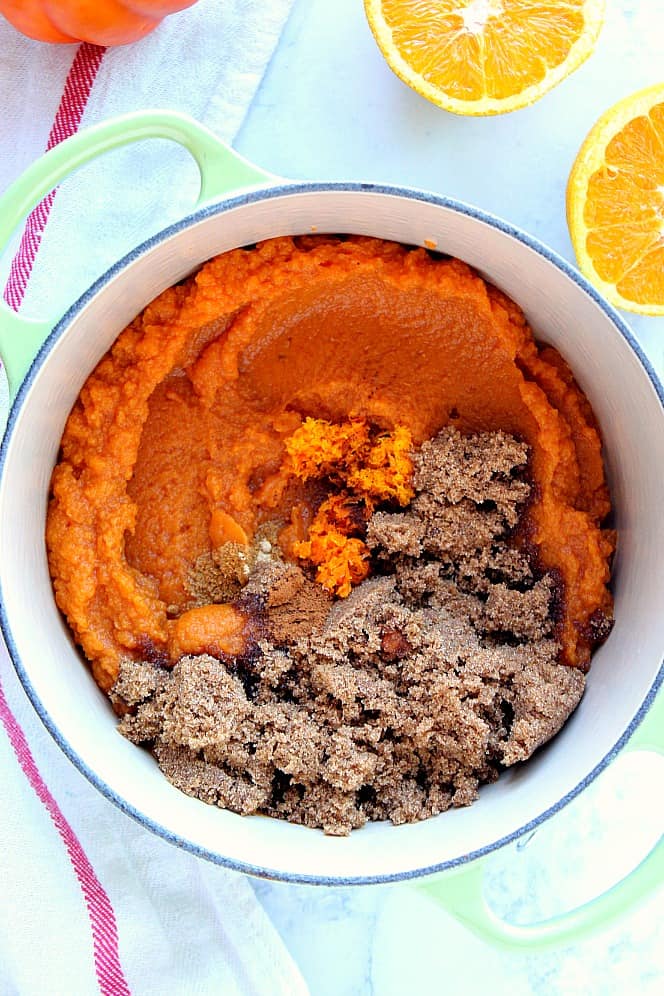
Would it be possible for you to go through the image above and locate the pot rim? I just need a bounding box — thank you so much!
[2,180,663,885]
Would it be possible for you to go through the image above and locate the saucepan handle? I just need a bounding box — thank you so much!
[417,688,663,951]
[0,109,276,400]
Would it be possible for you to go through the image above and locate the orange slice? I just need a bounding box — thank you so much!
[567,83,664,315]
[363,0,605,116]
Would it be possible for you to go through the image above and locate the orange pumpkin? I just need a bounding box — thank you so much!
[0,0,198,46]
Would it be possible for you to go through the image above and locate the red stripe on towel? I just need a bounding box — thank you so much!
[1,40,130,995]
[0,679,131,994]
[3,42,106,310]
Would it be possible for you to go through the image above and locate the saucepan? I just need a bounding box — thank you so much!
[0,110,662,952]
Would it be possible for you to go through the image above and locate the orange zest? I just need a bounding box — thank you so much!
[567,83,664,315]
[285,416,370,482]
[295,496,372,598]
[286,418,414,597]
[364,0,605,116]
[346,425,414,506]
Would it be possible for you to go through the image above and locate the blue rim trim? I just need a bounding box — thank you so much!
[1,181,663,886]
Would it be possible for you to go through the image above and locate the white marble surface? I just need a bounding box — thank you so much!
[234,1,664,992]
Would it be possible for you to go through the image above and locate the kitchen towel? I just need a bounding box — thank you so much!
[0,3,310,994]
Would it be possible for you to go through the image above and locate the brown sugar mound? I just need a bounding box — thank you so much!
[114,427,594,835]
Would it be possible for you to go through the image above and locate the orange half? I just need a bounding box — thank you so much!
[567,83,664,315]
[364,0,605,116]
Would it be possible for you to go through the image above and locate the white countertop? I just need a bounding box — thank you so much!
[235,2,664,992]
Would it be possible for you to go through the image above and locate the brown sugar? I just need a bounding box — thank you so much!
[113,426,598,835]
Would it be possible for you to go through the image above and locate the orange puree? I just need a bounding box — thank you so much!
[46,236,613,692]
[169,604,247,661]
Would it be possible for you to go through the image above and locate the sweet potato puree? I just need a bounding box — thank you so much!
[46,236,614,692]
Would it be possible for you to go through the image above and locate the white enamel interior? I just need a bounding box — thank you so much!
[1,188,663,882]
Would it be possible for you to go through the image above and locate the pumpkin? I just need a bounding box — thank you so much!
[0,0,198,46]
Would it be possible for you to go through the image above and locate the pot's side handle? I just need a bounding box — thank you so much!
[0,109,275,400]
[417,689,663,951]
